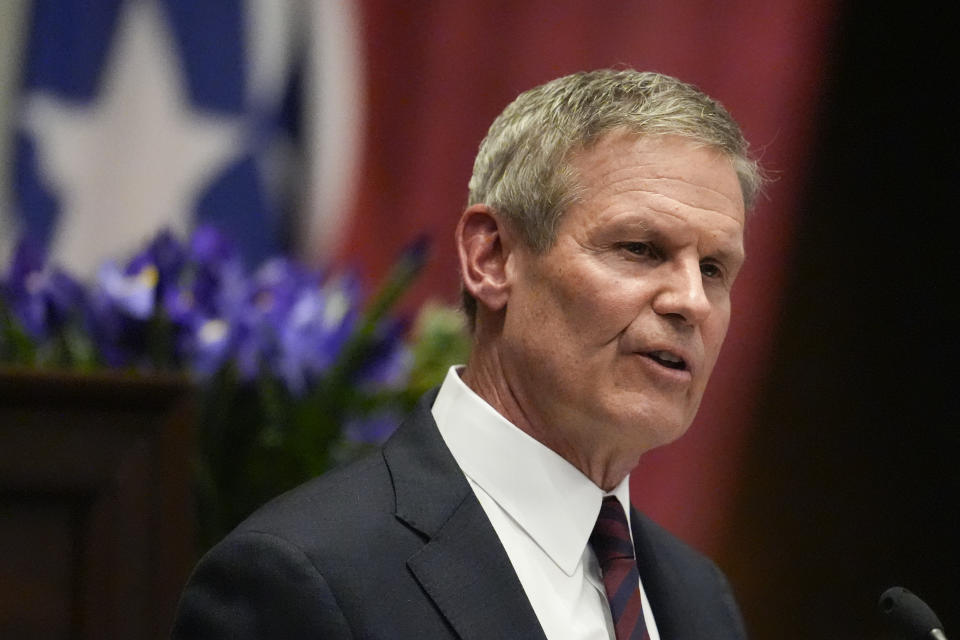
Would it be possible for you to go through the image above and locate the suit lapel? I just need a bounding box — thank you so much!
[383,392,547,640]
[406,494,547,640]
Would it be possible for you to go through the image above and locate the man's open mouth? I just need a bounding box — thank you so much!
[645,350,687,371]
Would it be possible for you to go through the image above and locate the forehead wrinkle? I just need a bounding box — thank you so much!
[571,140,744,212]
[577,162,743,218]
[583,183,745,233]
[635,176,743,211]
[637,190,745,227]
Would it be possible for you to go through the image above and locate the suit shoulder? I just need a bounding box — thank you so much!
[233,451,396,551]
[172,528,353,639]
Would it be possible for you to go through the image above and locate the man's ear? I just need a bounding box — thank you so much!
[456,204,514,313]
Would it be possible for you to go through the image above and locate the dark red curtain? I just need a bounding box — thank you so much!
[337,1,838,554]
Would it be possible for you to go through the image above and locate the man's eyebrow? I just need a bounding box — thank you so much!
[707,245,746,264]
[604,216,653,233]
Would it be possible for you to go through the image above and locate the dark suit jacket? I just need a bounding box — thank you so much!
[172,391,748,639]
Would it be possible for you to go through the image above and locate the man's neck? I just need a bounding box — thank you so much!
[460,355,637,492]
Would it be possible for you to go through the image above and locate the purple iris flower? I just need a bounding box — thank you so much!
[354,317,413,390]
[275,273,363,395]
[160,279,233,377]
[224,257,314,381]
[246,258,313,325]
[2,239,85,340]
[94,260,158,320]
[153,226,248,376]
[182,226,247,318]
[2,224,421,429]
[177,314,236,378]
[86,229,197,368]
[133,229,186,300]
[87,255,165,367]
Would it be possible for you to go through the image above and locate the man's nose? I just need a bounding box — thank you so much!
[650,259,711,325]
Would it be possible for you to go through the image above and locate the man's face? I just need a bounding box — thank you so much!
[498,133,746,465]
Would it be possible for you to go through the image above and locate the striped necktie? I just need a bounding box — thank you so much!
[590,496,649,640]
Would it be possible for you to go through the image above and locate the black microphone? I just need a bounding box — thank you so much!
[879,586,948,640]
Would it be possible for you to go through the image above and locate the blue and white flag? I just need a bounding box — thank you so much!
[10,0,364,276]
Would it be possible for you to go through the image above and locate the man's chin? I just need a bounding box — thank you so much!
[619,410,694,454]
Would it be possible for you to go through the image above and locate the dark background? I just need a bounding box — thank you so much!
[724,4,959,638]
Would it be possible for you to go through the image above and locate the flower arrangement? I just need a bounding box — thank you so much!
[0,227,471,548]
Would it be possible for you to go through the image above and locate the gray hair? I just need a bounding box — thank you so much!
[463,68,762,324]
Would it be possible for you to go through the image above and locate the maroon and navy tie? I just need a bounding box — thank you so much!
[589,496,650,640]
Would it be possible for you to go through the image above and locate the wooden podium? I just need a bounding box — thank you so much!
[0,369,196,639]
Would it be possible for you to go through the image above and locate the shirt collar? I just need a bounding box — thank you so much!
[431,366,632,576]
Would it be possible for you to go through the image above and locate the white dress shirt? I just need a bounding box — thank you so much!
[431,367,660,640]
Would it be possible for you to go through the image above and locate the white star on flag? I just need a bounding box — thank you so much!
[20,0,245,278]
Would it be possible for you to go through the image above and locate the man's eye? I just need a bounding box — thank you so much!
[622,242,654,257]
[700,262,723,279]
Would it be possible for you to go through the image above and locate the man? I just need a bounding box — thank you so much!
[173,69,761,639]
